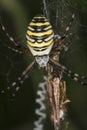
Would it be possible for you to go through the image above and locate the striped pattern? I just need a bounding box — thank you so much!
[26,15,54,56]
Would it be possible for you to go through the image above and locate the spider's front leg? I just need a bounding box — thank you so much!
[0,60,37,98]
[49,59,87,86]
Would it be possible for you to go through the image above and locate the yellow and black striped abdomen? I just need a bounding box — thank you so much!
[26,15,54,56]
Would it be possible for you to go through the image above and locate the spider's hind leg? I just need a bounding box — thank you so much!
[0,16,28,54]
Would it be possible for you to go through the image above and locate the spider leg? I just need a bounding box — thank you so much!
[49,58,87,86]
[62,13,76,51]
[0,38,23,54]
[51,35,65,53]
[54,14,75,41]
[64,13,75,37]
[53,14,75,52]
[0,16,28,54]
[0,60,37,98]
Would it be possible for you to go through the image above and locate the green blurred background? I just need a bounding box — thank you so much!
[0,0,87,130]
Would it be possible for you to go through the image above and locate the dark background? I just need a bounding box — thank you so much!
[0,0,87,130]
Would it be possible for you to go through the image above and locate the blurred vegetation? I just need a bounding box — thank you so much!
[0,0,87,130]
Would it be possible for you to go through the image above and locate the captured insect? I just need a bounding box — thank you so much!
[0,14,87,130]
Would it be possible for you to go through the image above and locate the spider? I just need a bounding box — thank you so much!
[0,14,87,130]
[0,14,86,94]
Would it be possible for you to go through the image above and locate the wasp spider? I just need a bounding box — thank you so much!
[0,14,87,130]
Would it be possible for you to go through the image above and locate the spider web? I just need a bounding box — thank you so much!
[42,0,87,72]
[0,0,87,96]
[0,0,87,130]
